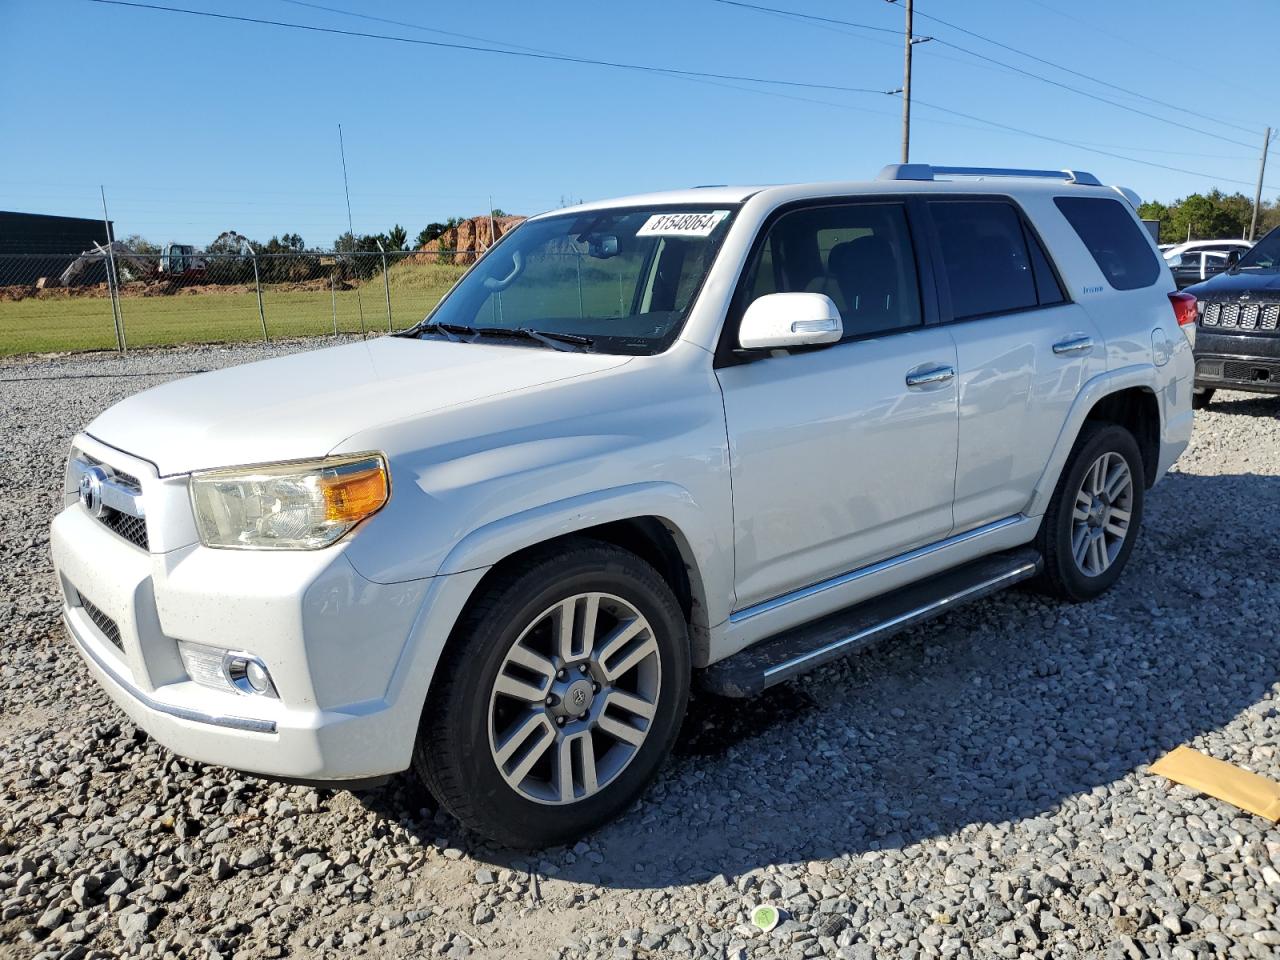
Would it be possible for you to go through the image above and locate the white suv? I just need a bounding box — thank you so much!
[51,165,1195,847]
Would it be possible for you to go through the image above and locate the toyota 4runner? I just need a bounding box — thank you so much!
[51,164,1195,847]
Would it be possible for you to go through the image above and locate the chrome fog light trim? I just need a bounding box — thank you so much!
[224,653,278,698]
[178,641,278,698]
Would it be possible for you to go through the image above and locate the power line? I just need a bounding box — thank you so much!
[713,0,1262,150]
[85,0,889,96]
[907,3,1261,137]
[925,36,1260,152]
[272,0,559,57]
[910,97,1280,192]
[79,0,1279,193]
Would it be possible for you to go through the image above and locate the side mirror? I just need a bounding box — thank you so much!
[1226,249,1241,267]
[738,292,843,351]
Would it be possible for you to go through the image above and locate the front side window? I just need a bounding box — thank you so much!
[1054,196,1160,290]
[742,202,923,339]
[422,206,737,355]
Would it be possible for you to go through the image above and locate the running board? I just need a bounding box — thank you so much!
[699,547,1042,697]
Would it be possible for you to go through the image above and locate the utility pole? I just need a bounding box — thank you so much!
[901,0,913,163]
[1250,126,1271,242]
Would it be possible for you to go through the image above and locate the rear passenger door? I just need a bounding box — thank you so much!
[926,198,1106,531]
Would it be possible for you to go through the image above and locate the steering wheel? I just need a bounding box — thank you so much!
[482,250,524,291]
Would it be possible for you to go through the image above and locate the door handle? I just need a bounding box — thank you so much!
[1053,335,1094,356]
[905,364,955,388]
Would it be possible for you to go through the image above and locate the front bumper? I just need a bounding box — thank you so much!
[1194,329,1280,395]
[50,436,488,783]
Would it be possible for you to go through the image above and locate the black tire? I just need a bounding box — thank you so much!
[1191,388,1215,411]
[412,538,690,848]
[1035,422,1145,603]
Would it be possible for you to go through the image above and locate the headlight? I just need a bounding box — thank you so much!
[190,454,389,550]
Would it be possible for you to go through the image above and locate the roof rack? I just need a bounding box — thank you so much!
[878,163,1102,187]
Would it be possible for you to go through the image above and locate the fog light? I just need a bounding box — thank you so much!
[225,654,277,698]
[177,641,277,698]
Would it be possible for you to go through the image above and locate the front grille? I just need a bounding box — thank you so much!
[79,453,142,493]
[100,510,149,550]
[1201,301,1280,331]
[79,595,124,653]
[74,452,150,551]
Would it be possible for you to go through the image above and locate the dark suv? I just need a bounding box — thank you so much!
[1188,225,1280,408]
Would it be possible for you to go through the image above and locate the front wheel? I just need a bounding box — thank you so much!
[413,540,690,848]
[1035,422,1145,602]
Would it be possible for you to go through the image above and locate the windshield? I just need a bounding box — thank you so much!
[1236,230,1280,270]
[417,205,737,354]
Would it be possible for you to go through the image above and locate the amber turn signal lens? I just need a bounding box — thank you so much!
[320,462,389,523]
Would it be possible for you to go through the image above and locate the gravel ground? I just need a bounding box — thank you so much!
[3,340,1280,960]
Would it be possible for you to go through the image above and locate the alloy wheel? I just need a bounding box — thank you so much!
[1070,450,1134,577]
[487,592,662,805]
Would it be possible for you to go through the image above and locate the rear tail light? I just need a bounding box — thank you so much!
[1169,291,1198,326]
[1170,291,1197,346]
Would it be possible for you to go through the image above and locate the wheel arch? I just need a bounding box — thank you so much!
[435,481,725,656]
[1027,366,1163,516]
[1081,386,1160,488]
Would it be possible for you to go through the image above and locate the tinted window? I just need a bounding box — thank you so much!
[743,203,922,339]
[1023,221,1066,306]
[930,201,1039,319]
[1054,196,1160,290]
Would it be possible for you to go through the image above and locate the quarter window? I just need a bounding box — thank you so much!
[742,203,923,340]
[929,200,1051,320]
[1054,196,1160,290]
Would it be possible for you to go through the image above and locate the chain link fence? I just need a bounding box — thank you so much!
[0,250,475,357]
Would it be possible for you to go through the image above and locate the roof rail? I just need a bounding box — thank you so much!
[878,163,1102,187]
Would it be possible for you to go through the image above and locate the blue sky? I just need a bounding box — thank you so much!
[3,0,1276,248]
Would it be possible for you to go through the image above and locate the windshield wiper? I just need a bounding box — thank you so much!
[472,326,594,352]
[413,320,474,342]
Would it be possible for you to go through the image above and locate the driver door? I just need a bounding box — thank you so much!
[715,200,959,610]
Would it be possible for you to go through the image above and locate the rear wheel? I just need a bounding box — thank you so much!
[1036,422,1145,602]
[1192,388,1215,410]
[413,540,690,848]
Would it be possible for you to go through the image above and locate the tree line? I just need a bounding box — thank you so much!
[1137,190,1280,244]
[121,209,511,259]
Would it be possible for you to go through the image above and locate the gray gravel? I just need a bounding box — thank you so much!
[3,340,1280,960]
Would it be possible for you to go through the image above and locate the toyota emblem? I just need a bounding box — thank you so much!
[78,466,109,518]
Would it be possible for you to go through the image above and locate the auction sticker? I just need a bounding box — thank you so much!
[637,210,730,237]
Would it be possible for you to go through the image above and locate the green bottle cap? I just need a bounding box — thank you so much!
[751,904,780,932]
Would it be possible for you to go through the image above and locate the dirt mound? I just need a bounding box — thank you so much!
[414,214,525,265]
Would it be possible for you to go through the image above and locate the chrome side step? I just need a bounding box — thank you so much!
[699,547,1041,698]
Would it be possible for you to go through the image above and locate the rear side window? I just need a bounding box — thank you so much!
[1054,196,1160,290]
[929,200,1043,320]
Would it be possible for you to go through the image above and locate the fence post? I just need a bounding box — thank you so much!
[245,242,268,343]
[377,240,392,332]
[330,272,339,336]
[98,188,126,352]
[96,241,126,353]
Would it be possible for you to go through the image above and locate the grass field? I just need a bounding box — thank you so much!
[0,260,468,357]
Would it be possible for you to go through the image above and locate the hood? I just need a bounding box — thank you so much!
[1186,270,1280,300]
[87,337,630,475]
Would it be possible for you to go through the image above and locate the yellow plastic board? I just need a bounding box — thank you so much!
[1150,746,1280,822]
